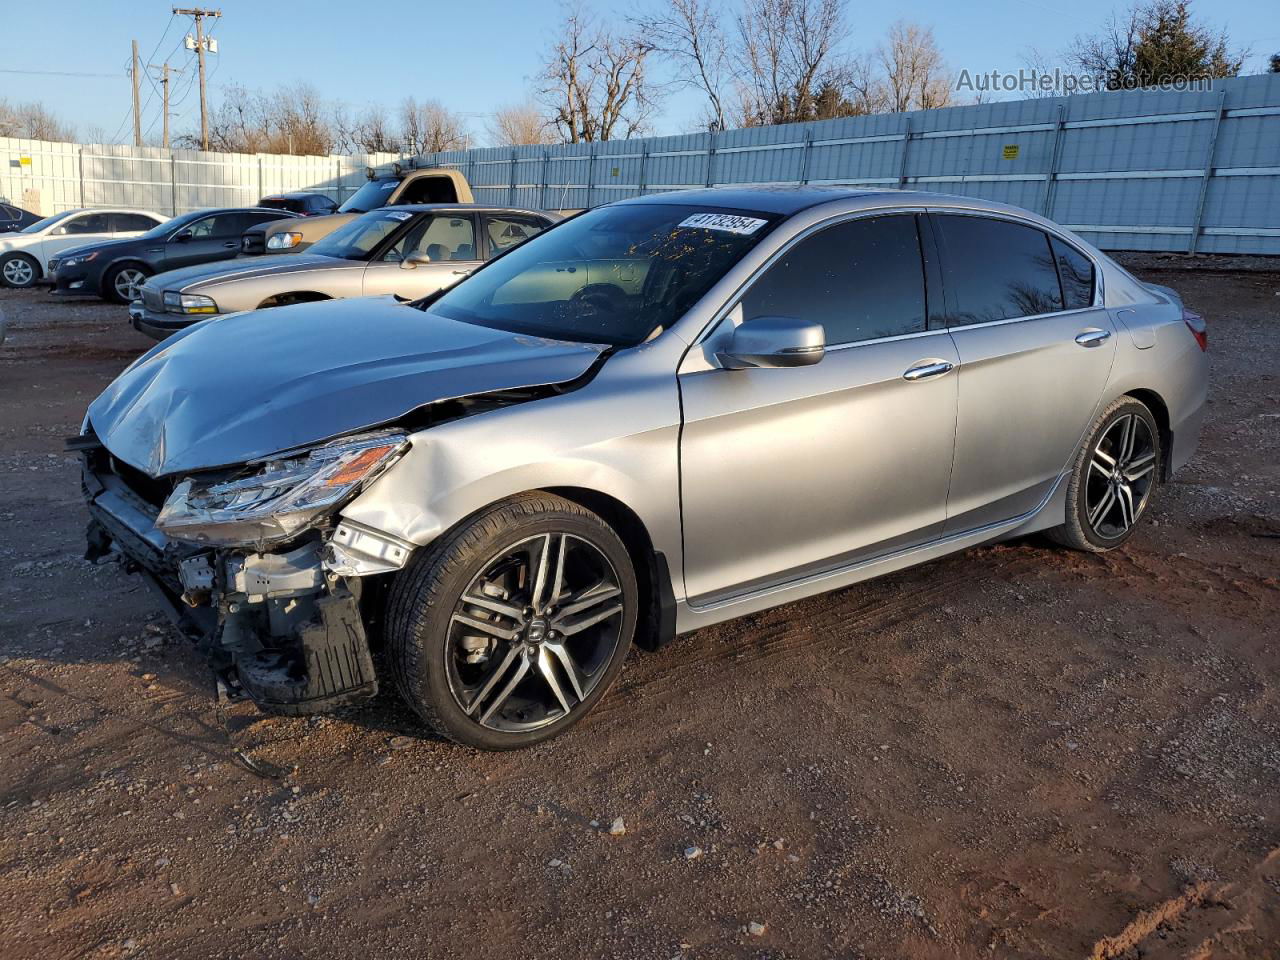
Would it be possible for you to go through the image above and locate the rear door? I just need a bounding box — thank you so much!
[932,212,1116,531]
[108,212,159,237]
[678,213,960,603]
[362,212,480,298]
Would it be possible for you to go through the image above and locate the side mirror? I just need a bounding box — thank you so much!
[173,230,192,243]
[400,252,432,270]
[716,315,825,370]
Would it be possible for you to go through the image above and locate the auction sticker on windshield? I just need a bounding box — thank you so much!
[677,213,769,235]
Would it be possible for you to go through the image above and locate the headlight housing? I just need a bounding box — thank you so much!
[266,231,303,250]
[155,431,408,547]
[61,251,99,268]
[163,291,219,314]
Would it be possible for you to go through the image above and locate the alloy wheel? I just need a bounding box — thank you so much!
[445,533,626,733]
[2,257,34,286]
[114,268,147,301]
[1085,413,1157,540]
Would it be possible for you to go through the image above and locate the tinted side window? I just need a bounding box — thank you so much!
[936,215,1063,325]
[182,214,243,239]
[1050,236,1095,309]
[484,214,549,257]
[741,214,926,345]
[65,213,109,234]
[110,213,157,232]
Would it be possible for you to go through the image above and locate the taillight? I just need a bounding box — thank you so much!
[1183,309,1207,352]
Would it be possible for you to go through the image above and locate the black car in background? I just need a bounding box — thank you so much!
[0,203,41,233]
[257,192,338,216]
[50,207,299,303]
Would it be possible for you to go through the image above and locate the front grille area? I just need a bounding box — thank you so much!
[141,286,165,313]
[108,455,176,509]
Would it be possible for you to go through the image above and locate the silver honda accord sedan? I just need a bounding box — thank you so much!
[77,186,1208,750]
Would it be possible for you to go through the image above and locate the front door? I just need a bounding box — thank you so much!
[931,213,1118,531]
[163,212,245,270]
[44,211,111,259]
[678,213,959,604]
[362,212,481,299]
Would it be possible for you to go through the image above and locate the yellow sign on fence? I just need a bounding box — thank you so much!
[1002,144,1020,160]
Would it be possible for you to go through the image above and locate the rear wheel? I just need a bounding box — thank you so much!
[0,253,39,288]
[104,263,151,303]
[386,493,638,750]
[1048,397,1161,552]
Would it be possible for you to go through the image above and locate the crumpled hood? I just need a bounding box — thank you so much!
[89,296,606,477]
[150,253,344,292]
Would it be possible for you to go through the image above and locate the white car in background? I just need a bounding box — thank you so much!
[0,208,166,289]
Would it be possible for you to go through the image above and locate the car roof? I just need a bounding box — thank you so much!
[263,192,329,200]
[612,185,1043,220]
[379,203,552,217]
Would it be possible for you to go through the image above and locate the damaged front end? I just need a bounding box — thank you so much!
[76,429,416,714]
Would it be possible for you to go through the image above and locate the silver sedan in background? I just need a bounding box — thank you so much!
[81,187,1208,751]
[127,204,557,339]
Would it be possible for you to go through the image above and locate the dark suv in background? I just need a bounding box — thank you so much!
[257,192,338,216]
[51,207,299,303]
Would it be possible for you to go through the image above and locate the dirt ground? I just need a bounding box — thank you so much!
[1,269,1277,960]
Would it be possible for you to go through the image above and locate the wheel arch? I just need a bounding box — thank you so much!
[1123,388,1172,481]
[99,257,152,296]
[2,249,42,281]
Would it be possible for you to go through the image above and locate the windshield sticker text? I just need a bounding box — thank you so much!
[677,213,768,235]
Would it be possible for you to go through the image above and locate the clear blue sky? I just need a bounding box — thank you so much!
[3,0,1277,145]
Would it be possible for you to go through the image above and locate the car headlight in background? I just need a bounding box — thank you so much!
[163,291,219,314]
[155,432,408,547]
[266,232,303,250]
[60,251,99,269]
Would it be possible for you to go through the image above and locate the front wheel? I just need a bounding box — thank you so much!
[104,263,151,303]
[0,253,39,288]
[386,493,638,750]
[1048,397,1162,552]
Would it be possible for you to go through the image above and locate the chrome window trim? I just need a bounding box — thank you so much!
[691,202,1106,355]
[924,205,1105,311]
[693,205,931,349]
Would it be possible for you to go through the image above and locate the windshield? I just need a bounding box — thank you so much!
[135,211,198,240]
[308,209,412,260]
[425,204,779,346]
[338,178,399,214]
[20,210,77,234]
[260,196,305,213]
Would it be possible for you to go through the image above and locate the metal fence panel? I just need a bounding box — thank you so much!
[3,73,1278,253]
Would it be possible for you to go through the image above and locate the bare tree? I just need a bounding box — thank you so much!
[335,103,399,153]
[401,98,471,154]
[200,83,337,154]
[878,20,952,113]
[539,5,660,142]
[488,102,556,146]
[635,0,731,131]
[0,99,75,141]
[733,0,849,126]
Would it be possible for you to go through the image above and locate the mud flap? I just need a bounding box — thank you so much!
[236,587,378,715]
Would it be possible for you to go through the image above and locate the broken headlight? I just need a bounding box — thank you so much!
[155,431,408,547]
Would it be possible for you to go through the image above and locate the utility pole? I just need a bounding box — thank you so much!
[149,61,185,150]
[131,39,142,147]
[173,7,220,151]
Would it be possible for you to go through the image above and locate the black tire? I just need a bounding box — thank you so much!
[386,493,638,750]
[1047,397,1162,552]
[0,252,40,289]
[102,263,152,304]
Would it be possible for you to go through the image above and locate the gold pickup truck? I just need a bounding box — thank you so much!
[247,166,474,255]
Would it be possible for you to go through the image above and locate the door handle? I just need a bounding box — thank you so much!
[1074,328,1111,347]
[902,360,954,381]
[451,269,472,276]
[221,241,237,248]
